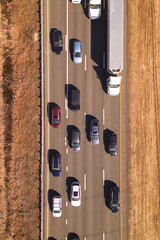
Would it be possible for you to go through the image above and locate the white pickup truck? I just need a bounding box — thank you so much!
[53,196,62,217]
[88,0,101,20]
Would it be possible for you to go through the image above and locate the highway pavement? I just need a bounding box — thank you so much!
[42,1,127,240]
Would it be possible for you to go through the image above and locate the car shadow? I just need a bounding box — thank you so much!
[85,114,97,142]
[50,28,57,52]
[48,238,57,240]
[47,102,59,126]
[68,232,79,240]
[48,189,61,212]
[66,176,78,202]
[48,149,60,174]
[103,128,114,154]
[69,38,79,62]
[67,125,78,148]
[65,84,80,110]
[104,180,117,209]
[81,0,89,18]
[93,65,108,93]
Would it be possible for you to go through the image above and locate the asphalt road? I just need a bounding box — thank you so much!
[42,1,127,240]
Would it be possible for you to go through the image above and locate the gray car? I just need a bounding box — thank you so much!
[71,129,80,151]
[90,119,100,144]
[73,41,82,64]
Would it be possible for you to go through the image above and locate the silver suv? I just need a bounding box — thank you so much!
[90,119,100,144]
[71,129,80,152]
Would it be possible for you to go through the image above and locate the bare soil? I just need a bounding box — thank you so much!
[127,0,160,239]
[0,0,40,239]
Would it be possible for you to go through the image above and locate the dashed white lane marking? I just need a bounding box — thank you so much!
[103,232,105,240]
[66,166,68,172]
[66,219,68,225]
[84,174,87,191]
[103,108,105,125]
[103,169,105,186]
[85,55,87,71]
[66,201,68,207]
[66,148,68,155]
[103,52,105,69]
[84,237,87,240]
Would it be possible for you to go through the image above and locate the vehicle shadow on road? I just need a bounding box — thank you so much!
[48,189,61,212]
[47,102,59,125]
[48,238,57,240]
[66,176,78,202]
[104,180,117,209]
[93,65,108,93]
[50,28,57,52]
[67,232,79,240]
[85,114,97,142]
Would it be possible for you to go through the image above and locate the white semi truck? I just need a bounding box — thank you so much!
[106,0,124,96]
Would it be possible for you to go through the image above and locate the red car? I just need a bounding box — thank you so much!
[52,106,61,128]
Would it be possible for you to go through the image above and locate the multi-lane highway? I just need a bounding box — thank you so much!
[42,1,127,240]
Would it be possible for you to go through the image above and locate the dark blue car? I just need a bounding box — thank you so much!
[52,153,61,176]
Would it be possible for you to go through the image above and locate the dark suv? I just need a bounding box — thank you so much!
[53,30,63,55]
[109,186,120,213]
[107,132,117,156]
[52,152,61,176]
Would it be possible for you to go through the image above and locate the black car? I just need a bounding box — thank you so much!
[107,132,117,156]
[67,233,79,240]
[70,89,80,111]
[109,186,120,213]
[52,152,61,176]
[53,30,63,55]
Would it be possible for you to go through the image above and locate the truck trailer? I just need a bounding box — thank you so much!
[106,0,124,96]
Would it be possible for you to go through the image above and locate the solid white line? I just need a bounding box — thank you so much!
[66,166,68,172]
[84,174,87,191]
[103,169,105,186]
[66,148,68,155]
[103,52,105,69]
[103,108,105,125]
[46,0,50,238]
[66,0,69,119]
[66,219,68,225]
[84,237,86,240]
[65,35,68,52]
[66,201,68,207]
[85,55,87,71]
[103,232,105,240]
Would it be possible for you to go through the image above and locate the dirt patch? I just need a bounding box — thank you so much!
[127,0,160,239]
[0,0,40,239]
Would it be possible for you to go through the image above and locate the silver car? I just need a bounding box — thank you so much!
[71,129,80,151]
[90,119,100,144]
[73,41,82,64]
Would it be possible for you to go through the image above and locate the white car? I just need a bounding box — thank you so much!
[72,0,81,3]
[88,0,101,20]
[71,181,81,207]
[107,76,121,96]
[73,41,82,64]
[53,196,62,217]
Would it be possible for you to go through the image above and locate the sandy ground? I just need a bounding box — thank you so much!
[0,0,40,239]
[127,0,160,239]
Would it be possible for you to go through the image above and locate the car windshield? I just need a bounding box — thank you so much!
[54,210,60,213]
[75,52,81,57]
[73,142,79,147]
[53,119,59,124]
[90,4,100,9]
[109,84,120,88]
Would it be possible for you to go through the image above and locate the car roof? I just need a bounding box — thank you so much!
[74,41,82,52]
[112,187,119,200]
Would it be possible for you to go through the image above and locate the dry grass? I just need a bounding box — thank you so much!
[0,0,40,239]
[127,0,160,239]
